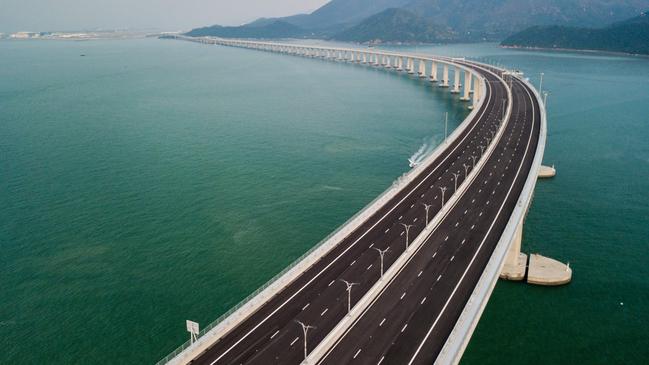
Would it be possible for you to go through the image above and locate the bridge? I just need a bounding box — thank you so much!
[157,36,570,365]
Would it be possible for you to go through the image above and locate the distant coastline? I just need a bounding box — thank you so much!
[501,44,649,58]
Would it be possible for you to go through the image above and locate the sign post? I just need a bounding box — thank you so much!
[186,320,199,344]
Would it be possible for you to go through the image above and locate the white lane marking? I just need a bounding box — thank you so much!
[421,297,427,304]
[479,211,483,216]
[408,77,538,365]
[354,349,362,359]
[302,303,310,310]
[437,275,442,282]
[400,231,404,236]
[401,324,408,333]
[461,238,466,245]
[367,264,373,271]
[385,228,390,233]
[400,292,406,300]
[413,217,418,222]
[350,260,356,266]
[398,215,403,220]
[378,356,385,365]
[418,270,423,277]
[290,337,298,346]
[433,252,437,258]
[369,243,375,248]
[444,236,449,241]
[410,204,415,208]
[471,224,475,230]
[270,330,279,339]
[450,256,455,262]
[321,308,328,316]
[421,194,425,198]
[328,280,335,287]
[379,318,386,327]
[455,222,459,227]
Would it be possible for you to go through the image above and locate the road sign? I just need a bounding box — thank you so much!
[186,320,199,334]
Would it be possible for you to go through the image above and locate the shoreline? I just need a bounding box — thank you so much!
[500,44,649,58]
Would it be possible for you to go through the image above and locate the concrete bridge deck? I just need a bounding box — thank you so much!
[156,36,547,365]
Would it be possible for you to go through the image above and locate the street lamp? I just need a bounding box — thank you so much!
[339,279,359,315]
[400,223,414,249]
[422,203,433,225]
[479,145,485,155]
[463,163,470,179]
[295,320,316,361]
[452,172,460,191]
[471,155,477,167]
[439,186,447,207]
[373,247,390,279]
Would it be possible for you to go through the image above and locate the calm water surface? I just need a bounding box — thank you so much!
[1,39,647,364]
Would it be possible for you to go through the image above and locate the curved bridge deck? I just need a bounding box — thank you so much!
[157,37,545,365]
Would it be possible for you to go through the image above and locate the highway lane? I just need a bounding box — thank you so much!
[190,50,508,365]
[317,73,540,365]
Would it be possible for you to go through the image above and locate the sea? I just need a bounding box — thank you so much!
[1,38,647,364]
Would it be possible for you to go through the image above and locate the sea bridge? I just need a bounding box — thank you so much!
[157,36,569,365]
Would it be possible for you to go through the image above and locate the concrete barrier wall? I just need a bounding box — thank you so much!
[158,37,488,365]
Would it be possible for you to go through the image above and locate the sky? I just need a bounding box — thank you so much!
[0,0,330,33]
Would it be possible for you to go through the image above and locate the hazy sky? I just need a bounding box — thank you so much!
[0,0,330,33]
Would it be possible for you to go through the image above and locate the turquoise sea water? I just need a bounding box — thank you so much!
[1,39,647,364]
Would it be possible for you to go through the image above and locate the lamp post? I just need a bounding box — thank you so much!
[471,155,477,167]
[422,203,433,225]
[295,320,316,362]
[373,247,390,279]
[439,186,447,207]
[452,172,460,191]
[463,164,470,179]
[400,223,414,249]
[339,279,359,315]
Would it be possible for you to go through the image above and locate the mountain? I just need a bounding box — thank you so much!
[405,0,649,39]
[185,0,649,42]
[185,20,308,39]
[334,8,455,43]
[250,0,413,32]
[501,11,649,55]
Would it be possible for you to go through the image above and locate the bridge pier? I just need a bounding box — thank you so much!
[451,66,461,93]
[461,70,472,101]
[440,64,450,87]
[430,61,438,82]
[418,59,426,78]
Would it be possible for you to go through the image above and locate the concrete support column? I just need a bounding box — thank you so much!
[500,222,527,280]
[472,76,481,108]
[452,66,461,93]
[407,58,415,74]
[430,62,438,82]
[441,64,450,87]
[385,56,391,68]
[362,53,367,63]
[418,59,426,78]
[397,57,403,71]
[462,71,472,101]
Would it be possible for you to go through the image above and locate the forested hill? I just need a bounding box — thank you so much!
[501,11,649,55]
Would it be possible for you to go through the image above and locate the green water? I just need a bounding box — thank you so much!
[0,38,466,364]
[1,39,647,364]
